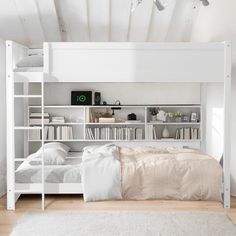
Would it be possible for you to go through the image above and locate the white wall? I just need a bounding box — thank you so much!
[30,82,201,105]
[0,38,6,197]
[191,0,236,195]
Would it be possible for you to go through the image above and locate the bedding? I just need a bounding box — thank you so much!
[81,144,122,202]
[15,152,82,183]
[13,67,43,72]
[28,142,70,165]
[80,145,223,202]
[16,55,43,67]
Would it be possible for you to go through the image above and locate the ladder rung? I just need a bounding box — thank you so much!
[14,158,26,162]
[14,126,42,130]
[14,190,42,194]
[14,95,42,98]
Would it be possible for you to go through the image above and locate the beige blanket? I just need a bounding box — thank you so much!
[120,147,222,201]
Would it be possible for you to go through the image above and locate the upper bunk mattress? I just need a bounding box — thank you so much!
[15,152,82,183]
[14,67,43,72]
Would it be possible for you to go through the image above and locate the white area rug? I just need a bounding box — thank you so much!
[10,211,236,236]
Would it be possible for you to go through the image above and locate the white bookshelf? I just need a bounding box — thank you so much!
[27,104,201,143]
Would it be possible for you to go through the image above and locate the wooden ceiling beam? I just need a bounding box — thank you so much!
[35,0,62,42]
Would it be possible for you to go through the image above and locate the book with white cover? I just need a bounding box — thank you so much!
[184,128,190,139]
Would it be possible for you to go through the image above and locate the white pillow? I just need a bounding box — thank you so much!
[28,148,66,165]
[16,55,43,68]
[39,142,70,154]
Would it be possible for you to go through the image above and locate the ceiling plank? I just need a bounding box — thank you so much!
[35,0,62,42]
[165,0,199,41]
[128,0,153,41]
[147,0,177,42]
[110,0,132,42]
[88,0,110,41]
[0,0,28,45]
[13,0,45,47]
[55,0,90,41]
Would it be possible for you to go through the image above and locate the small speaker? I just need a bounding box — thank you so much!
[71,91,92,105]
[94,92,101,105]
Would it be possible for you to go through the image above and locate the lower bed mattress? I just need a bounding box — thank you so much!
[15,152,82,183]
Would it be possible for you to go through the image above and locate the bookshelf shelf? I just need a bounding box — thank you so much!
[147,122,200,125]
[85,122,145,125]
[29,123,84,126]
[28,139,201,142]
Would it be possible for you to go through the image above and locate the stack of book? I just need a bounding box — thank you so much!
[56,126,73,140]
[51,116,65,124]
[175,127,199,140]
[29,113,50,124]
[86,127,143,140]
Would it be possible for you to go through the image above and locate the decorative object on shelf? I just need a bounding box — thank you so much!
[182,115,190,123]
[166,112,174,122]
[174,111,182,122]
[149,107,159,121]
[128,113,137,120]
[190,112,197,122]
[94,92,101,105]
[99,117,115,123]
[102,101,107,105]
[157,109,167,122]
[111,100,122,115]
[162,126,170,138]
[71,91,92,105]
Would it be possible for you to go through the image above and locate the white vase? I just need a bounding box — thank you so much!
[162,126,170,138]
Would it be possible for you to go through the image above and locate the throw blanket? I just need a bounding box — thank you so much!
[81,144,122,202]
[81,145,222,202]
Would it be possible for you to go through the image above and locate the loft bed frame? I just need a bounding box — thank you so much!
[6,41,231,210]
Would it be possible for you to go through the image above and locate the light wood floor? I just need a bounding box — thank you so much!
[1,195,236,236]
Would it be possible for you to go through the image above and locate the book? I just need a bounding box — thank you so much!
[30,113,49,118]
[184,128,190,139]
[179,128,184,139]
[51,117,65,123]
[30,118,50,124]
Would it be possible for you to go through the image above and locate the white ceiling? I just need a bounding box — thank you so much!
[0,0,201,48]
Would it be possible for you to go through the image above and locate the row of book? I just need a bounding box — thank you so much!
[29,113,65,125]
[175,128,199,140]
[146,125,200,140]
[86,127,143,140]
[29,126,73,140]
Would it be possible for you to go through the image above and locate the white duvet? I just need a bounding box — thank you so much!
[81,145,223,202]
[81,144,122,202]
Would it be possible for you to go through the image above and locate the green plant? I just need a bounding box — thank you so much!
[174,111,182,117]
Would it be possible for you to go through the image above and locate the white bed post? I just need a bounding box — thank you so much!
[6,41,15,210]
[223,41,231,208]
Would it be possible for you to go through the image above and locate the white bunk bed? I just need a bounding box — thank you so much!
[6,41,231,210]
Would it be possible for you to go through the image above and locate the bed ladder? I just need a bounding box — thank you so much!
[6,41,45,210]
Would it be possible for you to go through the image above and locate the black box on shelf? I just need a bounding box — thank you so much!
[71,91,92,105]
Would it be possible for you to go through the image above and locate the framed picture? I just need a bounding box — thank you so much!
[190,112,197,122]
